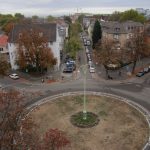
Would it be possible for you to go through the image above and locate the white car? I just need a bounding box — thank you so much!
[9,73,19,79]
[86,40,91,46]
[89,67,95,73]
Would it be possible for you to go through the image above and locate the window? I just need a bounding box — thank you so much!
[0,48,3,51]
[115,28,120,31]
[39,32,43,37]
[114,34,119,39]
[127,34,130,39]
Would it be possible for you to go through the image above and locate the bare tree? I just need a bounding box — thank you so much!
[127,31,150,73]
[94,39,122,77]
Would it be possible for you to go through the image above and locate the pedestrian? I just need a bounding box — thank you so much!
[78,56,81,62]
[62,76,64,80]
[41,78,44,83]
[119,71,121,76]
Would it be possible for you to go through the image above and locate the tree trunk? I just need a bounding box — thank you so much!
[104,65,109,78]
[132,60,137,74]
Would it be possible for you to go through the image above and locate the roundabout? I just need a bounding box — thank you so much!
[27,91,150,150]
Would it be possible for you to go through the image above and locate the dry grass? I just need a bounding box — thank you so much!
[30,95,149,150]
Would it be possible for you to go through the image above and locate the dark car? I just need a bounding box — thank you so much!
[66,62,76,71]
[136,71,145,77]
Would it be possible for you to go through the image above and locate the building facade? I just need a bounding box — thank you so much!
[8,23,67,70]
[101,21,144,49]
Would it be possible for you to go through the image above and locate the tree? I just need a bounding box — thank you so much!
[14,13,24,21]
[3,22,14,35]
[93,39,122,76]
[109,11,122,21]
[0,89,39,150]
[92,20,102,49]
[0,89,71,150]
[65,21,82,59]
[17,28,57,73]
[78,14,85,24]
[0,55,9,76]
[65,37,81,59]
[46,15,55,22]
[32,15,39,20]
[127,31,150,73]
[120,9,146,23]
[42,128,70,150]
[64,16,71,24]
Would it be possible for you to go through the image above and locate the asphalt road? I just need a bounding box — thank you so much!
[0,33,150,112]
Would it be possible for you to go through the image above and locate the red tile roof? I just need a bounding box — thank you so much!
[0,35,8,46]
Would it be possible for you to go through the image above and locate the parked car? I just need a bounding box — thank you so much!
[86,40,91,46]
[89,67,95,73]
[67,63,76,71]
[144,67,149,73]
[9,73,19,79]
[136,71,145,77]
[63,67,73,73]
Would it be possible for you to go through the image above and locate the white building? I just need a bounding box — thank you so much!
[8,23,67,70]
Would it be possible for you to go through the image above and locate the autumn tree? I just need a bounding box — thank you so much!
[3,22,14,35]
[0,89,39,150]
[42,128,70,150]
[92,20,102,49]
[0,54,9,76]
[94,39,122,76]
[17,28,57,73]
[0,89,71,150]
[127,31,150,73]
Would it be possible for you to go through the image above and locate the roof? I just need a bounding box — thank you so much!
[8,23,57,43]
[0,35,8,46]
[101,21,143,34]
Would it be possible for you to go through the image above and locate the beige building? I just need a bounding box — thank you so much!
[101,21,144,49]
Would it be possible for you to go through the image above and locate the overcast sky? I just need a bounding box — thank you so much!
[0,0,150,16]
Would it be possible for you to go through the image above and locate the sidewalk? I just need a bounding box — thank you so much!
[94,57,150,82]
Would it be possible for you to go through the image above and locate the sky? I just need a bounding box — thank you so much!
[0,0,150,17]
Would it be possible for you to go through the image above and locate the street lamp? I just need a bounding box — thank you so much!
[80,64,88,120]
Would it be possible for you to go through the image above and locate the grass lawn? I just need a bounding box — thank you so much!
[30,95,149,150]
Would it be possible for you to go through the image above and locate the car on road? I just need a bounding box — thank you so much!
[144,67,149,73]
[89,67,95,73]
[136,71,145,77]
[9,73,19,79]
[63,67,73,73]
[86,40,91,46]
